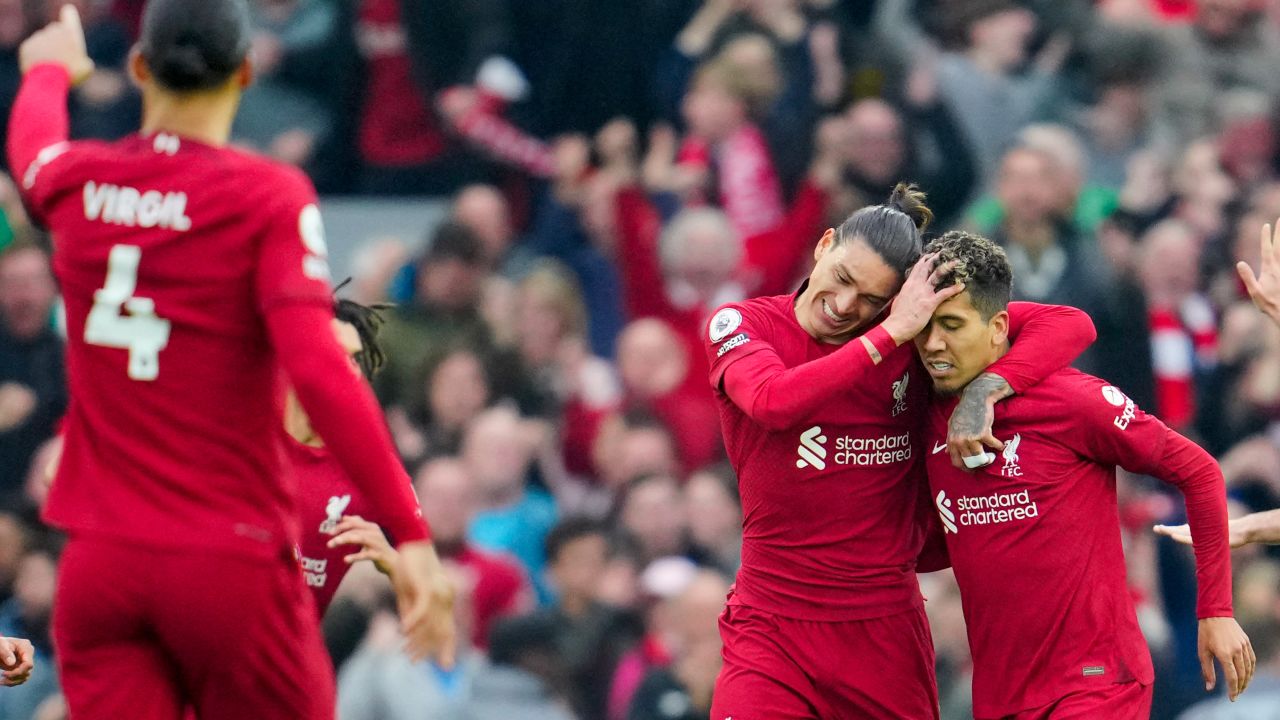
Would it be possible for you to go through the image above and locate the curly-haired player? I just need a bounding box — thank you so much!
[916,231,1253,718]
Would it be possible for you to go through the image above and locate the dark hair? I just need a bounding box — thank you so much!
[138,0,252,92]
[544,516,607,565]
[923,231,1012,320]
[422,221,484,266]
[332,292,390,380]
[835,183,932,277]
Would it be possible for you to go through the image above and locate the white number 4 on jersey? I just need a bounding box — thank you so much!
[84,244,171,380]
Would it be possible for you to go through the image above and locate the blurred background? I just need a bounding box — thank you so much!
[3,0,1280,718]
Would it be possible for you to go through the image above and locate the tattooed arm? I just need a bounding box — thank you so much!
[946,372,1011,469]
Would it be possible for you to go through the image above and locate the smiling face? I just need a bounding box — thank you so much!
[795,230,902,344]
[913,291,1009,395]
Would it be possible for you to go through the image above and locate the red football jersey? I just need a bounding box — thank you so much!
[708,293,928,620]
[292,440,372,617]
[706,290,1095,621]
[10,65,426,557]
[924,369,1231,718]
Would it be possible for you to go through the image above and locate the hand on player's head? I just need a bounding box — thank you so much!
[0,636,35,686]
[882,253,964,344]
[19,5,94,83]
[392,540,458,668]
[1199,617,1255,701]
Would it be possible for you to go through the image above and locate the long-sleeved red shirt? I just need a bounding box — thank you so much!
[9,64,429,556]
[924,369,1230,718]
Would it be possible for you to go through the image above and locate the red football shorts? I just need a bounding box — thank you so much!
[993,680,1153,720]
[54,536,334,720]
[711,601,940,719]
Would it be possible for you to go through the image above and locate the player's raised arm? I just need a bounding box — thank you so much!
[1077,380,1254,700]
[8,5,93,206]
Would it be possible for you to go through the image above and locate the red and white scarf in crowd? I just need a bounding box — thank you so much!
[1149,295,1217,429]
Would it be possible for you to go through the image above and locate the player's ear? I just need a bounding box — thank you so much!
[990,309,1010,347]
[127,47,149,89]
[814,228,836,261]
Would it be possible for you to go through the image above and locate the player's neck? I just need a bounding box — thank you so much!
[986,342,1011,369]
[140,88,239,147]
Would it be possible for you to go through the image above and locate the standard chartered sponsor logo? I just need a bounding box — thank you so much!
[937,488,1040,532]
[795,426,912,470]
[796,426,828,470]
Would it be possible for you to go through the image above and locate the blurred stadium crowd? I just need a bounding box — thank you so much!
[3,0,1280,718]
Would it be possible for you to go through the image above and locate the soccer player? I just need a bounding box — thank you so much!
[705,184,1097,719]
[290,296,404,616]
[7,3,453,719]
[916,231,1254,718]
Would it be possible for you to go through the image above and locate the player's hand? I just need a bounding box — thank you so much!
[19,5,94,83]
[946,372,1011,469]
[1199,617,1254,701]
[1238,219,1280,327]
[391,540,457,668]
[1153,520,1250,549]
[328,515,399,578]
[882,253,964,345]
[0,636,35,686]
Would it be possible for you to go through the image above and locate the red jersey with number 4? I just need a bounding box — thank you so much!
[292,439,372,617]
[15,77,336,558]
[705,290,1096,621]
[923,370,1231,718]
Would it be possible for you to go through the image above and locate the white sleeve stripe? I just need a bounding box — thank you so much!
[22,141,70,190]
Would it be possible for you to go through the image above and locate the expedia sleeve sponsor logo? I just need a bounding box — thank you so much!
[1102,385,1137,430]
[1113,397,1137,430]
[717,332,749,357]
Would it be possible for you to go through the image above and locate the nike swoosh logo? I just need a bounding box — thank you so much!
[932,441,947,455]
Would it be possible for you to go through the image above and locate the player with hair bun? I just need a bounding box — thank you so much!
[705,184,1097,718]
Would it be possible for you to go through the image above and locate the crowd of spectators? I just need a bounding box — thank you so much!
[4,0,1280,718]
